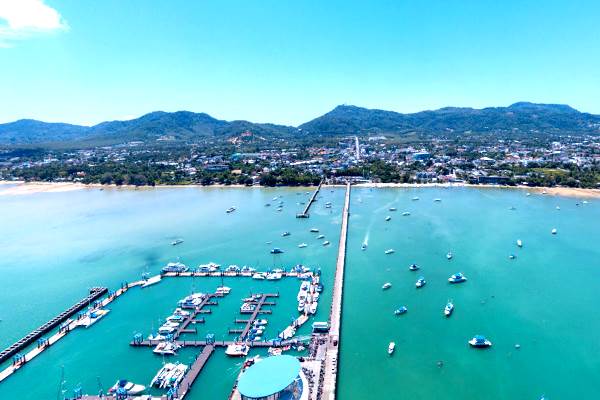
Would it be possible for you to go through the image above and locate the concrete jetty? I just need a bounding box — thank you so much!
[322,182,351,399]
[296,180,323,218]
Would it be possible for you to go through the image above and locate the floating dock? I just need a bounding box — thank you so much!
[175,344,215,399]
[0,287,108,365]
[230,293,278,340]
[296,180,323,218]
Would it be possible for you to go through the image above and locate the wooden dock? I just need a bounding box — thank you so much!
[232,293,278,340]
[322,182,351,399]
[171,295,216,340]
[296,180,323,218]
[175,345,215,399]
[0,287,108,365]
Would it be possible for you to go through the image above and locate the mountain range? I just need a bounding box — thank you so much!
[1,102,598,147]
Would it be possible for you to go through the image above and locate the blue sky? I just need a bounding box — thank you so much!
[0,0,599,126]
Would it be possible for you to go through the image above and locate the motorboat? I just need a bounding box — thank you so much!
[402,212,410,216]
[266,272,282,280]
[282,231,291,237]
[309,302,318,314]
[385,216,392,221]
[385,249,395,255]
[252,272,266,280]
[416,277,426,288]
[241,303,257,312]
[551,228,557,235]
[448,273,467,283]
[434,198,442,202]
[389,207,397,211]
[317,234,325,239]
[270,248,284,254]
[161,262,188,274]
[388,342,395,355]
[310,228,320,232]
[469,335,492,348]
[216,286,231,295]
[226,206,236,213]
[409,263,419,271]
[444,301,454,317]
[171,239,184,246]
[225,264,241,273]
[298,243,308,248]
[109,380,146,396]
[517,239,523,247]
[382,282,392,290]
[323,240,331,246]
[446,252,453,260]
[394,306,408,315]
[412,196,419,201]
[153,341,179,355]
[361,242,367,251]
[556,206,561,210]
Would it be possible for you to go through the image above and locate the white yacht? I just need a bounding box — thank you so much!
[469,335,492,348]
[323,240,331,246]
[266,272,282,280]
[382,282,392,290]
[225,343,249,357]
[444,301,454,317]
[385,216,392,221]
[252,272,266,280]
[388,342,395,355]
[216,286,231,295]
[153,341,179,355]
[109,380,146,395]
[517,239,523,247]
[385,249,395,255]
[551,228,557,235]
[317,234,325,239]
[402,211,410,216]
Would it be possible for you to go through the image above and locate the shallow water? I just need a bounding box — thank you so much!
[0,186,598,399]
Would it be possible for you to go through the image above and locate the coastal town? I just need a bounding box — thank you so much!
[1,131,599,188]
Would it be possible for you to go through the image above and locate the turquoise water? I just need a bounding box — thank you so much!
[0,186,599,399]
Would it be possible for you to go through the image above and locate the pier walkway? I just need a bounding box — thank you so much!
[296,180,323,218]
[176,344,215,399]
[0,287,108,365]
[322,182,351,400]
[229,293,278,340]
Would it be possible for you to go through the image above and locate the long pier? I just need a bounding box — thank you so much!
[296,180,323,218]
[322,182,351,399]
[0,287,108,365]
[176,344,215,399]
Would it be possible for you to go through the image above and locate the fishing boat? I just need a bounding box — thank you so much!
[171,239,184,246]
[317,234,325,239]
[323,240,331,246]
[389,207,397,211]
[444,301,454,317]
[446,252,453,260]
[394,306,408,315]
[409,263,419,271]
[517,239,523,247]
[388,342,395,355]
[551,228,557,235]
[310,228,320,233]
[382,282,392,290]
[416,277,426,288]
[361,242,368,251]
[153,341,179,355]
[226,206,236,213]
[109,380,146,395]
[448,272,467,283]
[402,211,410,216]
[385,216,392,221]
[468,335,492,348]
[282,231,291,237]
[385,249,395,255]
[270,248,284,254]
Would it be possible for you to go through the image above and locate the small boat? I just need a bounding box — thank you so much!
[394,306,408,315]
[551,228,557,235]
[268,347,283,356]
[448,272,467,284]
[517,239,523,247]
[468,335,492,348]
[265,203,271,207]
[109,380,146,395]
[446,252,453,260]
[385,249,395,255]
[282,231,291,237]
[226,207,236,213]
[216,286,231,295]
[270,248,284,254]
[382,282,392,290]
[409,263,419,271]
[150,363,177,388]
[526,192,531,196]
[309,302,318,314]
[361,242,368,251]
[141,275,162,288]
[556,206,560,210]
[266,272,282,280]
[509,206,516,210]
[412,196,419,201]
[509,254,516,260]
[402,212,410,216]
[252,272,266,280]
[323,240,330,246]
[434,198,442,202]
[385,216,392,221]
[317,234,325,239]
[388,342,395,355]
[310,228,319,233]
[416,277,426,288]
[444,301,454,317]
[298,243,308,248]
[389,207,397,211]
[171,239,184,246]
[153,341,179,355]
[325,202,332,208]
[225,343,249,357]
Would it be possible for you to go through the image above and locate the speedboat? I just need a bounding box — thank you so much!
[517,239,523,247]
[385,249,395,255]
[109,380,146,396]
[310,228,319,232]
[382,282,392,290]
[282,231,291,237]
[448,273,467,283]
[416,277,426,288]
[323,240,330,246]
[409,263,419,271]
[469,335,492,348]
[551,228,557,235]
[389,207,397,211]
[153,342,179,355]
[361,242,368,251]
[171,239,184,246]
[402,212,410,216]
[394,306,407,315]
[270,248,284,254]
[444,301,454,317]
[446,252,453,260]
[226,207,236,213]
[298,243,308,248]
[388,342,395,355]
[385,216,392,221]
[317,234,325,239]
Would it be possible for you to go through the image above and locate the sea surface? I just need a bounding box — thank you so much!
[0,185,598,399]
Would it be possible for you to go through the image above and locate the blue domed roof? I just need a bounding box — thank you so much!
[237,355,301,398]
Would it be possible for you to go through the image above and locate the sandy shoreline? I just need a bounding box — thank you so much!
[0,180,599,199]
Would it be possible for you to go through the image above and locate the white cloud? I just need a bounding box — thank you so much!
[0,0,68,46]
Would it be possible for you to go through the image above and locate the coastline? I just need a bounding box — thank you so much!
[1,180,599,199]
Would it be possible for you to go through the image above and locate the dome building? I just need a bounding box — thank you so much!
[236,355,305,400]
